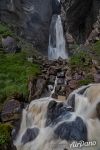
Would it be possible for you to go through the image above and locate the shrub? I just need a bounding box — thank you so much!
[78,74,94,86]
[0,24,13,37]
[0,124,12,145]
[69,51,92,71]
[91,41,100,63]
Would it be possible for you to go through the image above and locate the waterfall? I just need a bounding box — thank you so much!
[48,11,68,60]
[14,84,100,150]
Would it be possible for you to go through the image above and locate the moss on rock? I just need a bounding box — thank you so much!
[0,124,12,145]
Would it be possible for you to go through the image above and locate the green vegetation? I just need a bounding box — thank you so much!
[78,74,94,86]
[0,23,13,38]
[0,52,40,103]
[0,124,12,145]
[69,51,92,70]
[91,41,100,63]
[92,41,100,55]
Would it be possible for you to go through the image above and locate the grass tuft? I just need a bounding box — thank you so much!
[0,52,40,103]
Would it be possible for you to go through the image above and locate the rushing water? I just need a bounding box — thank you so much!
[14,84,100,150]
[48,14,68,60]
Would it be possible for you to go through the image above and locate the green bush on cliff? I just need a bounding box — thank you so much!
[91,41,100,63]
[0,23,13,37]
[0,124,12,145]
[69,51,92,70]
[0,52,40,103]
[78,74,94,86]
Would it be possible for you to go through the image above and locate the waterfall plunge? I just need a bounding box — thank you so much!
[14,85,100,150]
[48,14,68,60]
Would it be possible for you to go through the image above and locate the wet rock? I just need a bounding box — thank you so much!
[58,57,64,63]
[1,99,21,122]
[57,85,66,96]
[52,93,58,99]
[49,75,56,84]
[52,0,61,15]
[46,101,71,126]
[54,117,87,142]
[21,128,39,144]
[96,102,100,120]
[55,85,61,93]
[57,78,65,85]
[57,71,65,78]
[48,85,54,92]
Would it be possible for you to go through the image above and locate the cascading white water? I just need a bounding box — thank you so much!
[14,84,100,150]
[48,10,68,60]
[50,76,58,97]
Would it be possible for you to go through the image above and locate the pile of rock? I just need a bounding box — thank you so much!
[27,57,95,101]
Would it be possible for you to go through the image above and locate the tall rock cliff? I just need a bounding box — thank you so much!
[61,0,100,44]
[0,0,52,53]
[0,0,100,53]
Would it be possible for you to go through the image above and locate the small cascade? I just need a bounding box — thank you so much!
[50,76,58,97]
[48,0,68,60]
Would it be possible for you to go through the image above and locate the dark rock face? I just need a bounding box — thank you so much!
[45,100,72,126]
[1,99,23,141]
[54,117,87,142]
[21,128,39,144]
[61,0,100,44]
[52,0,61,15]
[96,102,100,120]
[0,0,62,53]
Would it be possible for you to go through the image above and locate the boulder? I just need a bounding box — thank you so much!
[33,78,47,99]
[1,99,21,122]
[2,36,20,53]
